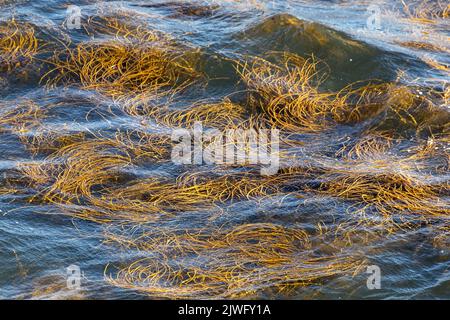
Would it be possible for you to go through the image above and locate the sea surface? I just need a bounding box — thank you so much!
[0,0,449,299]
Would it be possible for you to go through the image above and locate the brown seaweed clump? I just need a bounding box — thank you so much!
[128,99,248,129]
[316,171,449,218]
[103,170,282,214]
[422,56,449,73]
[19,136,290,223]
[15,118,292,223]
[82,13,156,38]
[19,131,171,205]
[106,223,366,299]
[0,100,46,134]
[396,40,448,53]
[401,0,449,23]
[22,131,87,156]
[42,22,201,103]
[0,19,39,73]
[237,52,348,132]
[236,51,448,142]
[432,224,450,248]
[336,131,395,160]
[138,1,220,19]
[341,82,449,137]
[74,170,284,223]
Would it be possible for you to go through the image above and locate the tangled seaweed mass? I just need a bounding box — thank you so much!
[0,1,448,299]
